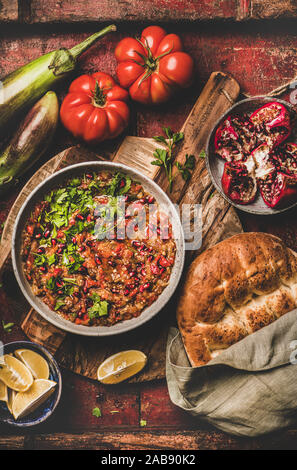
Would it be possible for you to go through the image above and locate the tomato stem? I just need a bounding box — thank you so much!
[92,81,107,107]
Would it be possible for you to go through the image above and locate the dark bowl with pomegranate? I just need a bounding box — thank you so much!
[206,96,297,214]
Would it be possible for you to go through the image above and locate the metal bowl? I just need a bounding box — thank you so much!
[206,96,297,215]
[11,161,185,337]
[0,341,62,427]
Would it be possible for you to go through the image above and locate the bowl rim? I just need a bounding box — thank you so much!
[205,95,297,215]
[11,160,185,337]
[0,340,62,427]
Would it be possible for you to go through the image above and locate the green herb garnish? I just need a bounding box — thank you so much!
[140,419,147,427]
[88,293,109,319]
[107,173,132,196]
[175,154,195,182]
[54,299,66,311]
[92,407,102,418]
[151,127,184,192]
[2,321,14,333]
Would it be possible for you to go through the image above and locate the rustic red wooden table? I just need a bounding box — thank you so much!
[1,0,297,450]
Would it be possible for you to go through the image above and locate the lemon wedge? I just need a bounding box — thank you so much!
[97,350,147,384]
[0,355,33,392]
[14,349,49,380]
[12,379,57,420]
[7,388,17,414]
[0,380,8,402]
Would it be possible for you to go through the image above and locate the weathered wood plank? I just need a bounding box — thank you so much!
[0,436,26,450]
[28,0,241,23]
[0,0,18,22]
[252,0,297,19]
[1,430,293,450]
[1,428,297,450]
[3,0,297,24]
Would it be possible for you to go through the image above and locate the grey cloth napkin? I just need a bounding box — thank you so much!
[166,308,297,437]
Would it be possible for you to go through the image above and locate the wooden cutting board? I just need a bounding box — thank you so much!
[0,72,243,382]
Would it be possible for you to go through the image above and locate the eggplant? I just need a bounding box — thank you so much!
[0,24,116,135]
[0,91,59,192]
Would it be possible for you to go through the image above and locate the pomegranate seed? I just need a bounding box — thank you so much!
[95,255,102,265]
[87,214,93,223]
[44,230,51,239]
[83,285,89,294]
[129,271,136,277]
[78,266,87,274]
[53,268,62,277]
[124,289,130,296]
[141,269,146,277]
[57,290,64,295]
[148,255,154,262]
[51,238,57,247]
[72,237,77,245]
[86,173,93,180]
[78,246,85,252]
[26,274,32,282]
[73,291,81,299]
[77,311,83,319]
[37,247,45,254]
[132,240,141,248]
[147,196,154,203]
[76,214,84,221]
[120,179,125,188]
[160,268,165,274]
[108,260,116,267]
[56,280,64,288]
[86,240,94,247]
[143,282,151,290]
[40,266,47,273]
[35,233,42,240]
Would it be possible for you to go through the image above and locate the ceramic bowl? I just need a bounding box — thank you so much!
[0,341,62,427]
[206,96,297,215]
[12,161,185,336]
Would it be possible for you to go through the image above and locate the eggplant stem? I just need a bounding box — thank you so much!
[70,24,117,59]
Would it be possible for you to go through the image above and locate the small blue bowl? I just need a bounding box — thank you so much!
[0,341,62,427]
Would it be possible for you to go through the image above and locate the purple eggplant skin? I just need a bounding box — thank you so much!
[0,91,59,192]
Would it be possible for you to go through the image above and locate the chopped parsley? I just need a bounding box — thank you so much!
[54,299,66,311]
[88,293,109,319]
[92,407,102,418]
[2,321,14,333]
[34,253,47,266]
[107,173,132,196]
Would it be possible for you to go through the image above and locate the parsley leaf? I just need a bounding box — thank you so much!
[152,127,185,192]
[92,407,102,418]
[54,299,66,311]
[175,154,195,182]
[2,321,14,333]
[88,294,109,319]
[140,419,147,427]
[107,173,132,196]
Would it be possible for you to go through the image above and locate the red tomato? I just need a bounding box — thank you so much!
[115,26,194,105]
[60,72,130,144]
